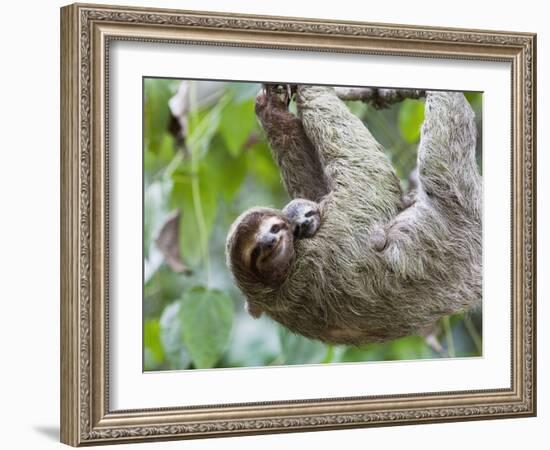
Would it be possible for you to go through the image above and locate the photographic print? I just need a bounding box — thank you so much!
[61,4,535,445]
[142,79,483,371]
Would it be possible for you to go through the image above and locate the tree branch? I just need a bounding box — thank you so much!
[334,87,425,109]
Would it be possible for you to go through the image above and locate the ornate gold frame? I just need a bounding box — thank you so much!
[60,3,536,446]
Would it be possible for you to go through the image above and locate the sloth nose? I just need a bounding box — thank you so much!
[260,235,277,248]
[294,219,311,238]
[299,218,312,228]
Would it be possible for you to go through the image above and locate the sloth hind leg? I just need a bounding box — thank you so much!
[417,91,481,220]
[375,92,481,279]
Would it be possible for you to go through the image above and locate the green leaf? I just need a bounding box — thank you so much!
[203,140,248,202]
[187,94,229,160]
[179,287,234,369]
[170,169,217,267]
[226,82,262,102]
[159,302,192,370]
[144,134,176,175]
[143,178,173,263]
[246,141,281,189]
[398,99,425,144]
[389,335,433,360]
[223,315,280,367]
[464,92,482,109]
[339,335,434,363]
[218,98,255,157]
[144,79,175,154]
[143,319,164,370]
[345,100,368,118]
[277,325,327,365]
[321,345,335,364]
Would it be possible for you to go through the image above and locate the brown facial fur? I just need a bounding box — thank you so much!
[226,208,294,290]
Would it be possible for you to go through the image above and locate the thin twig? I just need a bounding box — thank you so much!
[188,82,211,287]
[442,316,456,358]
[463,314,482,355]
[321,345,335,364]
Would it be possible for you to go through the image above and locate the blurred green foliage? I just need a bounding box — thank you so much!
[143,79,483,371]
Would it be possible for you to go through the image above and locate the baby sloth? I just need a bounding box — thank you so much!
[228,199,321,319]
[283,198,321,239]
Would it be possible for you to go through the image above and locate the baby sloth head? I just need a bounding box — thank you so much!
[282,198,321,239]
[226,207,295,289]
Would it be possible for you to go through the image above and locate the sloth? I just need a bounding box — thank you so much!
[226,84,482,345]
[283,198,321,239]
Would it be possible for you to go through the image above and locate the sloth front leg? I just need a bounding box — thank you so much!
[255,85,330,202]
[296,85,402,221]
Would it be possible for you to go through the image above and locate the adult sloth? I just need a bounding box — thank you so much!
[226,85,482,345]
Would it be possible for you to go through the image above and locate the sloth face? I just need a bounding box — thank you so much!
[249,216,293,276]
[282,198,321,239]
[227,208,295,288]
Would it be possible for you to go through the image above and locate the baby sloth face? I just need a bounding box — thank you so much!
[282,199,321,239]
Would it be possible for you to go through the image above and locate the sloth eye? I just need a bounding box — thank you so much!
[305,210,315,218]
[270,224,281,234]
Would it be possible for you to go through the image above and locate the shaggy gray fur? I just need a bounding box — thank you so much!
[226,85,482,345]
